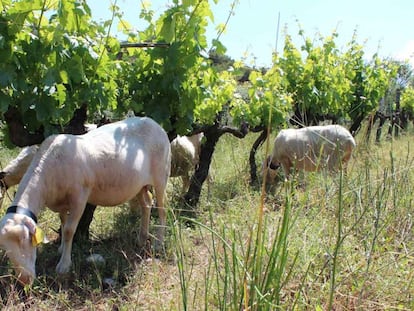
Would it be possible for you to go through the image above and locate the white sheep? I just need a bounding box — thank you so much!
[170,133,204,193]
[264,124,356,181]
[0,117,171,285]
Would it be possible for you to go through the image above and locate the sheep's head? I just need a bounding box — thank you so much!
[261,156,281,184]
[0,212,43,285]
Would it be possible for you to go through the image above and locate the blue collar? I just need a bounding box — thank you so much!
[6,205,38,224]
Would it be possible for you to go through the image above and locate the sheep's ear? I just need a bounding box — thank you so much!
[268,157,280,170]
[23,217,36,235]
[23,217,46,246]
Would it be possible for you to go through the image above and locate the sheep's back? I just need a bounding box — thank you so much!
[170,136,197,177]
[17,117,171,208]
[272,125,355,171]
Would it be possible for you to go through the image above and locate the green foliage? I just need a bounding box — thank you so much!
[401,86,414,118]
[279,28,397,124]
[346,48,397,120]
[114,0,238,133]
[0,0,119,135]
[280,30,353,120]
[301,32,350,116]
[230,59,292,128]
[0,0,245,138]
[382,60,413,116]
[0,0,403,144]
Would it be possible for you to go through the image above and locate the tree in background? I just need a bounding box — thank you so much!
[0,0,120,145]
[281,29,352,127]
[389,61,413,135]
[401,86,414,127]
[276,27,397,138]
[365,60,411,142]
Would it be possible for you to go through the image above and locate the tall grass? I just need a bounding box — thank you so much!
[173,185,295,310]
[169,129,414,310]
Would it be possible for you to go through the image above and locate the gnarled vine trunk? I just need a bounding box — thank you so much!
[248,126,267,187]
[183,120,248,216]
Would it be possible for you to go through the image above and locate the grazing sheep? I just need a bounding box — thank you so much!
[0,117,171,285]
[264,124,356,181]
[170,133,204,193]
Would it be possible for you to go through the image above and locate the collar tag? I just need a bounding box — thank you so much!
[32,227,45,246]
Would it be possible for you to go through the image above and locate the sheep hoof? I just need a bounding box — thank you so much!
[138,234,149,250]
[153,240,166,257]
[56,260,71,274]
[154,247,165,258]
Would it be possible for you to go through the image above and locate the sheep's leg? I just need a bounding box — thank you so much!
[281,161,291,181]
[58,212,67,254]
[341,150,352,176]
[56,194,89,274]
[153,187,166,253]
[134,188,152,248]
[342,149,352,166]
[181,174,190,194]
[74,203,97,242]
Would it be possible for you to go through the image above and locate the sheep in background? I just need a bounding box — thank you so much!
[0,145,39,206]
[0,124,100,207]
[84,123,98,132]
[170,133,204,193]
[0,117,171,285]
[264,124,356,181]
